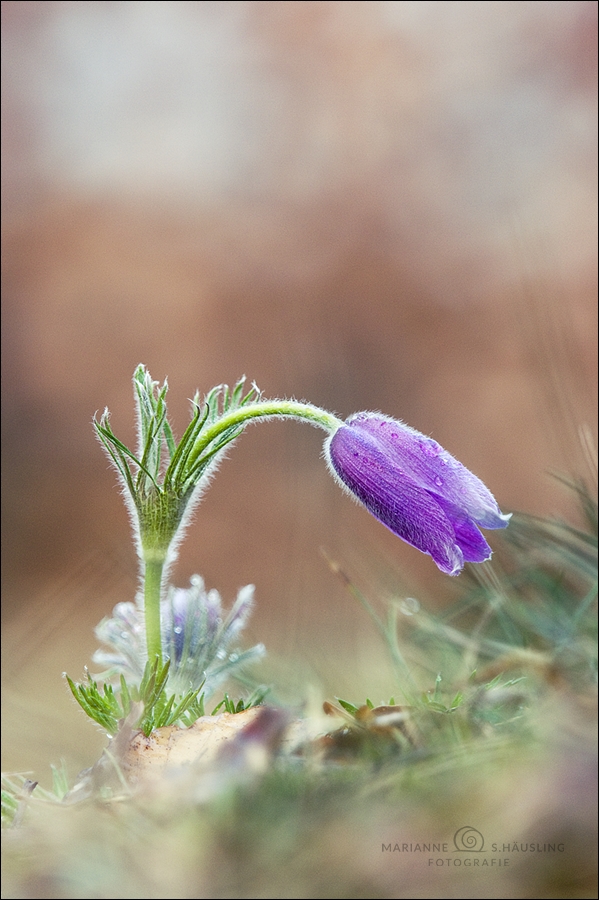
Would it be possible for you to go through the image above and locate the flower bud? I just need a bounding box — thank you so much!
[325,413,510,575]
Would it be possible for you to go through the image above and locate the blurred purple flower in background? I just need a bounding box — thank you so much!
[93,575,264,696]
[325,413,511,575]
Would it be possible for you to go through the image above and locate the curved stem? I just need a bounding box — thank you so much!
[187,400,343,469]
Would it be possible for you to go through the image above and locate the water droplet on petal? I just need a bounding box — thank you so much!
[434,476,444,487]
[419,440,437,457]
[400,597,420,615]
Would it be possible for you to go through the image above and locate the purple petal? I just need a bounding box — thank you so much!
[344,414,510,530]
[327,424,465,574]
[452,518,493,563]
[431,495,493,563]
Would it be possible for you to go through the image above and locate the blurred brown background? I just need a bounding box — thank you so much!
[2,1,597,780]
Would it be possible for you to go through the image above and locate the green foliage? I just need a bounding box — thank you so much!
[335,697,360,714]
[66,658,206,737]
[335,696,394,715]
[1,783,20,827]
[67,660,269,737]
[210,686,270,715]
[94,367,261,535]
[1,763,70,827]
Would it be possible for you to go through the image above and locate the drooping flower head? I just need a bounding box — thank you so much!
[325,413,510,575]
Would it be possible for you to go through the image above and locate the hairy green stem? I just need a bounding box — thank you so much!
[144,558,165,666]
[187,400,343,469]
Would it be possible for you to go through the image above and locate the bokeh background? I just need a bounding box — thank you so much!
[2,0,597,780]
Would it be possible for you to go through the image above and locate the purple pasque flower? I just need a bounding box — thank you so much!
[325,413,510,575]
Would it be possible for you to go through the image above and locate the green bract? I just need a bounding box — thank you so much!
[95,365,262,565]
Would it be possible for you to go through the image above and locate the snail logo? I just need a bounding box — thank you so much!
[453,826,485,852]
